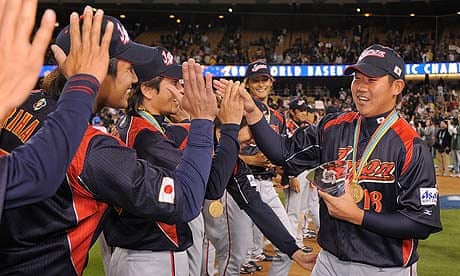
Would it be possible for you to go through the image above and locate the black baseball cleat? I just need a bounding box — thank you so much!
[240,261,259,274]
[249,261,263,271]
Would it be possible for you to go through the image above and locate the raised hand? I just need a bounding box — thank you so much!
[0,0,56,121]
[212,78,229,98]
[181,59,218,121]
[51,6,113,83]
[217,80,244,125]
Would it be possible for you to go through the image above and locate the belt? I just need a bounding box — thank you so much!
[254,174,273,181]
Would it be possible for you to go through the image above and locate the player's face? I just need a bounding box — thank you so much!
[238,125,254,152]
[156,78,183,115]
[351,72,404,118]
[290,109,309,124]
[247,76,273,102]
[98,60,138,111]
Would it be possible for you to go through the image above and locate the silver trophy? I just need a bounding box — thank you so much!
[306,161,348,197]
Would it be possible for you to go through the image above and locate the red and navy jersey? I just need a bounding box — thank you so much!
[104,114,239,252]
[0,76,98,221]
[0,128,110,275]
[105,115,192,251]
[250,111,442,267]
[0,91,57,156]
[286,118,312,138]
[0,103,215,274]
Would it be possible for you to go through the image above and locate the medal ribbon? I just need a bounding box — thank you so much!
[351,110,399,184]
[137,106,165,135]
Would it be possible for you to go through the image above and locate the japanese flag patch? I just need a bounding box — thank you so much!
[159,177,175,204]
[420,188,438,206]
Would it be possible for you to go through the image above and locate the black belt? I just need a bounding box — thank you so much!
[254,174,273,180]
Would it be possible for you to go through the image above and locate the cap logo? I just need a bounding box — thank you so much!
[393,65,402,77]
[358,49,386,62]
[297,100,305,105]
[162,50,174,66]
[116,22,130,45]
[252,64,268,72]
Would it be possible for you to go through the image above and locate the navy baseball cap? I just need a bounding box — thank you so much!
[344,44,405,80]
[245,61,273,80]
[134,46,182,82]
[55,15,151,64]
[289,98,311,112]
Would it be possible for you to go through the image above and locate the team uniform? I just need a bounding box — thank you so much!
[203,158,301,276]
[284,118,320,247]
[104,113,239,276]
[241,101,297,276]
[0,97,214,275]
[0,75,98,220]
[250,110,442,274]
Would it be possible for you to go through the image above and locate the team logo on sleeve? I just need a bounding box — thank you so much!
[159,177,175,204]
[33,98,47,111]
[420,188,438,206]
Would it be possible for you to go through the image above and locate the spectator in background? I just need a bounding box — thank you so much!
[436,120,452,176]
[450,118,460,177]
[420,118,436,157]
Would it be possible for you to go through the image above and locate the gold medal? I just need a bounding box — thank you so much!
[208,200,224,218]
[350,182,364,203]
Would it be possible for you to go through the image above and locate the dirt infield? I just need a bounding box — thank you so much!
[252,176,460,276]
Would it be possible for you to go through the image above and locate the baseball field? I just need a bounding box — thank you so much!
[83,176,460,276]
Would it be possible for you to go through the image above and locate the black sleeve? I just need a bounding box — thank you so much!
[362,211,437,240]
[134,129,182,171]
[1,75,98,212]
[82,119,214,224]
[250,117,322,177]
[205,124,240,200]
[226,160,299,257]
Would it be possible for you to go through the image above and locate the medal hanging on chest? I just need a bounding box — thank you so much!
[350,110,399,203]
[208,200,224,218]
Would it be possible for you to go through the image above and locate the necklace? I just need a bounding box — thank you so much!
[350,110,399,203]
[137,106,165,134]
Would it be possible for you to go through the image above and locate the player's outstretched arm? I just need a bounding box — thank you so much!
[0,0,55,121]
[1,6,112,213]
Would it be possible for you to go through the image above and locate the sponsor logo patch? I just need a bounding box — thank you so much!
[247,174,257,187]
[159,177,175,204]
[420,188,438,206]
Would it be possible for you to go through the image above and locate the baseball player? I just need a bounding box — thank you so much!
[283,98,320,247]
[104,46,242,276]
[202,118,317,276]
[242,44,442,276]
[0,9,218,275]
[218,60,304,275]
[0,0,99,220]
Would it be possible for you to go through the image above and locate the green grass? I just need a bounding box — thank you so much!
[418,209,460,275]
[83,209,460,276]
[83,242,105,276]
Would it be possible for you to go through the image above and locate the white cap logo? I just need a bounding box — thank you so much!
[358,49,386,62]
[252,64,268,72]
[162,50,174,66]
[116,22,130,45]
